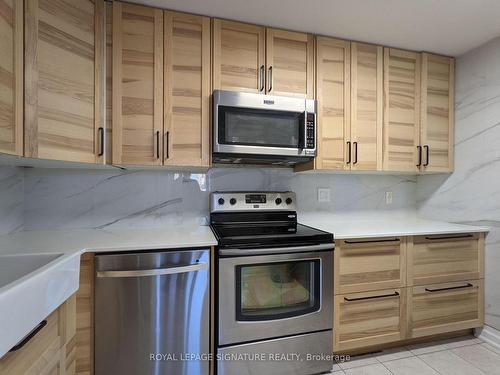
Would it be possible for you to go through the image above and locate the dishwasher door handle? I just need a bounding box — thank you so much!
[96,262,209,278]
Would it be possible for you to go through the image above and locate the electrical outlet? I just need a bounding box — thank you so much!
[318,188,331,202]
[385,191,393,205]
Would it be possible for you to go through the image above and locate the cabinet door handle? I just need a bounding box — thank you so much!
[98,127,104,157]
[424,234,474,241]
[260,65,265,92]
[268,66,273,92]
[155,131,160,159]
[346,141,351,164]
[416,145,422,167]
[164,131,170,160]
[9,320,47,352]
[344,238,399,244]
[424,145,430,167]
[353,142,358,165]
[425,283,473,293]
[344,291,399,302]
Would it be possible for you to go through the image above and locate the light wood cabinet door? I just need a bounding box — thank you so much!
[420,53,454,172]
[383,48,421,172]
[24,0,104,164]
[112,2,163,166]
[351,43,383,171]
[335,238,406,295]
[0,295,76,375]
[408,233,484,286]
[212,19,265,94]
[335,288,406,351]
[315,37,350,170]
[164,11,210,167]
[408,280,483,338]
[266,28,314,98]
[0,0,23,156]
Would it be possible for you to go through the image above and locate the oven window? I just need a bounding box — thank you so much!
[218,106,302,148]
[236,260,320,321]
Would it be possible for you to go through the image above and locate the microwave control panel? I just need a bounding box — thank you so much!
[306,113,316,149]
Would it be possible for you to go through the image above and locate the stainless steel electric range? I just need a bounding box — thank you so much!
[210,191,334,375]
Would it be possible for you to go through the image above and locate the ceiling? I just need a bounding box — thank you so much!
[129,0,500,56]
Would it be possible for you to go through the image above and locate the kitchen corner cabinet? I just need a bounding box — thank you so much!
[420,53,454,172]
[164,11,211,167]
[24,0,104,164]
[112,2,164,166]
[0,0,23,156]
[0,295,76,375]
[383,48,421,172]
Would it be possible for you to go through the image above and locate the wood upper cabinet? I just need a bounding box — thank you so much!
[383,48,421,172]
[212,19,265,94]
[112,2,163,166]
[24,0,104,163]
[420,53,454,172]
[266,28,314,98]
[0,0,23,156]
[315,37,350,170]
[164,11,211,167]
[351,43,383,171]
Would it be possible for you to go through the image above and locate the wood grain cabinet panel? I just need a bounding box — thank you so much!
[212,19,265,94]
[335,238,406,294]
[420,53,454,172]
[112,1,163,166]
[383,48,421,172]
[408,233,484,286]
[266,28,314,98]
[408,280,483,338]
[164,11,210,167]
[24,0,104,163]
[0,295,76,375]
[351,42,383,171]
[0,0,23,156]
[334,288,406,351]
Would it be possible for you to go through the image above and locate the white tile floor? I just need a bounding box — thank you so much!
[330,336,500,375]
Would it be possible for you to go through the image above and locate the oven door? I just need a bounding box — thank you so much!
[218,249,333,346]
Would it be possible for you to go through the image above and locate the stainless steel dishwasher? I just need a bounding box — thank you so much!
[95,249,210,375]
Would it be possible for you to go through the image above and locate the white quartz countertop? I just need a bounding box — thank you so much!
[0,215,488,358]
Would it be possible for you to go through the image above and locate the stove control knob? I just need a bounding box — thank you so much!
[286,197,293,205]
[218,198,225,205]
[275,198,282,205]
[230,198,237,205]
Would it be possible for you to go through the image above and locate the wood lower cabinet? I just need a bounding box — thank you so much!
[383,48,421,172]
[24,0,104,164]
[212,19,265,94]
[112,2,164,166]
[407,280,483,338]
[0,295,76,375]
[408,233,484,286]
[0,0,23,156]
[335,288,406,351]
[164,11,211,167]
[420,53,454,172]
[335,238,406,294]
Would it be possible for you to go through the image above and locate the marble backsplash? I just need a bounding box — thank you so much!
[20,167,416,231]
[0,167,23,235]
[417,35,500,330]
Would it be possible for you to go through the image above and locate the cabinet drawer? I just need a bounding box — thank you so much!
[408,280,483,339]
[334,288,406,351]
[408,233,484,286]
[335,238,406,294]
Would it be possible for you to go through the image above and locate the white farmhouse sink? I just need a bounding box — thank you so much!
[0,252,80,357]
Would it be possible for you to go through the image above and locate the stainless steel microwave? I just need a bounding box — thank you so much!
[212,90,317,166]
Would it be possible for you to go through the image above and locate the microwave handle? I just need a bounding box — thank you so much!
[299,110,307,149]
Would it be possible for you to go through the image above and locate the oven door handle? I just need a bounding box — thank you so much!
[219,243,334,256]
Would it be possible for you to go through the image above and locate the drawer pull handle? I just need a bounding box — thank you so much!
[425,283,474,293]
[9,320,47,352]
[424,234,474,241]
[344,291,399,302]
[344,238,399,244]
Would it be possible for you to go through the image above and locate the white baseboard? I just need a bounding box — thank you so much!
[475,325,500,350]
